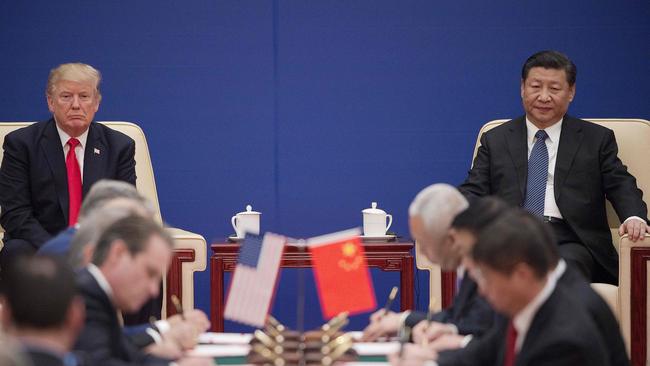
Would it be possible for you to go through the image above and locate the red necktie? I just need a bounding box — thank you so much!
[66,138,82,226]
[504,321,518,366]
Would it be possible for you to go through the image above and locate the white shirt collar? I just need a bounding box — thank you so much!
[525,117,563,145]
[86,263,114,302]
[512,272,558,351]
[549,259,567,282]
[55,122,89,150]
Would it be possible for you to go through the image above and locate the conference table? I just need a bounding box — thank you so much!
[210,239,416,332]
[191,331,393,365]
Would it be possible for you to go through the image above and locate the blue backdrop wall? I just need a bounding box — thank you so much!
[1,0,649,332]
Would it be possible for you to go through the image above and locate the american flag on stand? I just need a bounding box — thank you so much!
[223,232,285,327]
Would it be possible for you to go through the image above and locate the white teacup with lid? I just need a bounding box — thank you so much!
[231,205,261,239]
[362,202,393,236]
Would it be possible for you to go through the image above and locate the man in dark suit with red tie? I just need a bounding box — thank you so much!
[459,50,648,284]
[0,63,136,271]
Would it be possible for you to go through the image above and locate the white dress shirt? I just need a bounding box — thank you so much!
[55,124,88,182]
[525,117,643,225]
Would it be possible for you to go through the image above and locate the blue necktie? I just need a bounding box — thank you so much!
[523,130,549,216]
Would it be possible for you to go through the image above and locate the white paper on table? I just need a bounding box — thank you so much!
[344,363,391,366]
[186,344,251,358]
[197,332,253,344]
[352,342,401,356]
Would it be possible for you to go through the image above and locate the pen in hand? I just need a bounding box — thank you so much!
[383,286,399,315]
[171,295,185,320]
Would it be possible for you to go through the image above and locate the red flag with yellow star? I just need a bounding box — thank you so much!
[308,228,376,319]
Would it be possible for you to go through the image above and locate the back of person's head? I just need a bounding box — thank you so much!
[46,62,102,101]
[451,196,511,234]
[472,208,557,279]
[69,200,152,269]
[522,50,577,86]
[0,256,76,329]
[409,183,469,241]
[92,214,172,266]
[78,179,153,220]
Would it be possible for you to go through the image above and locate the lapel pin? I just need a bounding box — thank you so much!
[94,148,101,155]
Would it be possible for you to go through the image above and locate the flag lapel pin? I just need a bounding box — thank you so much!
[94,148,101,155]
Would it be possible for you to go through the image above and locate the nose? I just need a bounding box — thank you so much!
[71,95,81,109]
[538,87,551,102]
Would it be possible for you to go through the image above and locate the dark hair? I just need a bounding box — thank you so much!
[522,50,577,86]
[451,196,510,234]
[92,214,172,266]
[0,256,76,328]
[472,208,557,278]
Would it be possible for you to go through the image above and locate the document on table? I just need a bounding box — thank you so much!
[352,342,401,355]
[187,344,251,357]
[198,332,253,344]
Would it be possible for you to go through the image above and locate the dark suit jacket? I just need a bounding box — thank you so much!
[74,268,169,366]
[558,264,629,366]
[459,115,648,281]
[404,275,495,336]
[0,119,136,248]
[438,285,610,366]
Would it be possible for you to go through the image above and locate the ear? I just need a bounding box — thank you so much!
[568,83,576,102]
[520,78,526,99]
[46,94,55,113]
[0,296,11,330]
[105,239,128,266]
[65,297,86,339]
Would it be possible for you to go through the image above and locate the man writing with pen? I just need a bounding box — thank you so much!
[362,184,502,345]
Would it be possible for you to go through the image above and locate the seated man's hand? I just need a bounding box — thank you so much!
[619,219,648,242]
[361,310,402,341]
[388,343,437,366]
[428,334,466,352]
[412,321,456,345]
[144,339,183,360]
[183,309,210,333]
[165,321,199,350]
[177,356,214,366]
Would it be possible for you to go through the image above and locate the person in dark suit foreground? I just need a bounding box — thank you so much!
[73,215,210,366]
[0,63,136,272]
[459,50,648,284]
[391,209,610,366]
[362,184,497,342]
[0,256,85,366]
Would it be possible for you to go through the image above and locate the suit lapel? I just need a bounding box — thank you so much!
[554,117,583,202]
[83,123,108,196]
[450,275,475,318]
[505,117,528,201]
[40,119,70,224]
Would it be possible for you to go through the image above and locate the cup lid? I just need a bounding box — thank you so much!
[362,202,387,214]
[238,204,261,215]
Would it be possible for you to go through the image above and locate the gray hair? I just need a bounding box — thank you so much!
[46,62,102,102]
[69,199,153,269]
[408,183,469,240]
[79,180,153,220]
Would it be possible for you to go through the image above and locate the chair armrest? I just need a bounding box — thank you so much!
[415,242,442,312]
[162,227,207,317]
[617,233,650,359]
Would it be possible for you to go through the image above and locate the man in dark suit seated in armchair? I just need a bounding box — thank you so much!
[459,50,648,284]
[0,62,136,271]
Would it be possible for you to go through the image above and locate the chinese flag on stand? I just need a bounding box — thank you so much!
[308,228,376,319]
